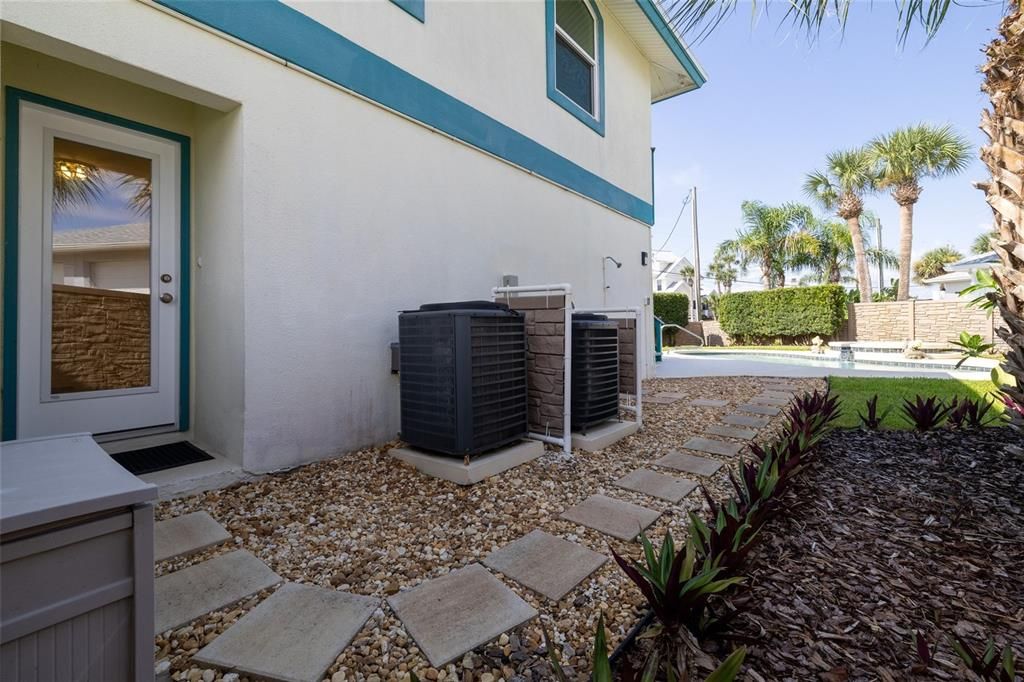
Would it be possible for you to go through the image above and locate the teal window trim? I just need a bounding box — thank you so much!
[389,0,424,22]
[152,1,651,223]
[545,0,606,136]
[1,87,192,440]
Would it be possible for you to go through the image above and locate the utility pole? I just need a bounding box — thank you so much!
[691,186,701,323]
[876,219,884,296]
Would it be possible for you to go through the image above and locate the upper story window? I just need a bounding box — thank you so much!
[546,0,605,135]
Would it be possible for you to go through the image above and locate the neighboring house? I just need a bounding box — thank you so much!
[52,223,151,293]
[1,0,706,473]
[920,251,998,300]
[652,250,694,295]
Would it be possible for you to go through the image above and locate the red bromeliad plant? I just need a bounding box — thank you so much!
[901,395,952,431]
[858,394,892,430]
[948,395,1002,429]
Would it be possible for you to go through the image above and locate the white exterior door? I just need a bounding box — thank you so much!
[16,101,181,438]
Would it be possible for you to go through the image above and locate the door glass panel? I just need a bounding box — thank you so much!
[50,137,152,394]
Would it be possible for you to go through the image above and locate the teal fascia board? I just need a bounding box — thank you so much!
[389,0,425,23]
[634,0,706,89]
[153,0,653,224]
[545,0,606,136]
[1,87,192,440]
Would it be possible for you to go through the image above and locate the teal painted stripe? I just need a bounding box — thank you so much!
[3,90,21,440]
[635,0,706,90]
[153,0,654,224]
[389,0,424,22]
[1,87,192,439]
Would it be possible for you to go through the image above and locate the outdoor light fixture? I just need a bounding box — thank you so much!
[641,251,648,266]
[56,160,89,180]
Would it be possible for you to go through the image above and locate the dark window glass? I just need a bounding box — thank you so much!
[555,35,593,113]
[555,0,595,57]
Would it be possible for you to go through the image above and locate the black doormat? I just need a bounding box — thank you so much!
[110,441,214,476]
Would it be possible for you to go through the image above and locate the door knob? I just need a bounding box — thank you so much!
[160,293,174,304]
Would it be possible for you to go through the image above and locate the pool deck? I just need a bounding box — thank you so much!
[656,353,992,380]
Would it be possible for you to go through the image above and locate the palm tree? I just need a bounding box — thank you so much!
[660,0,1021,430]
[913,245,963,282]
[800,218,898,286]
[979,6,1024,433]
[971,228,999,255]
[803,148,877,303]
[868,124,971,300]
[721,201,817,289]
[706,248,738,294]
[679,263,696,293]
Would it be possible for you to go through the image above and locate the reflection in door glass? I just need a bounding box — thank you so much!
[50,137,152,394]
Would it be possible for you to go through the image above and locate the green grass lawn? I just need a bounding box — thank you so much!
[829,376,1004,429]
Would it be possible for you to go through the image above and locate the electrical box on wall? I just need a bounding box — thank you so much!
[501,274,519,287]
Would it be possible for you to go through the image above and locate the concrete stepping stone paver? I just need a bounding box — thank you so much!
[615,468,698,503]
[653,451,723,477]
[682,436,743,457]
[764,382,799,391]
[645,395,681,405]
[387,563,536,667]
[483,530,606,601]
[155,511,231,562]
[738,403,781,416]
[656,391,687,399]
[762,390,793,400]
[193,583,377,682]
[155,550,282,633]
[723,413,770,428]
[691,399,728,407]
[705,423,758,440]
[752,395,790,407]
[560,494,660,542]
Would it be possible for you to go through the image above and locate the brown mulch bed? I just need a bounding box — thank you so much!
[736,427,1024,681]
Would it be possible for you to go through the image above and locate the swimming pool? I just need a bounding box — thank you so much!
[658,349,995,380]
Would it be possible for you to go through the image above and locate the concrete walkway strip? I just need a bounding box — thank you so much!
[614,468,698,503]
[154,511,231,562]
[155,550,282,633]
[560,494,660,542]
[387,563,537,667]
[723,413,770,428]
[653,451,723,477]
[193,583,377,682]
[483,530,607,601]
[705,423,758,441]
[691,399,728,407]
[738,403,781,416]
[682,436,743,457]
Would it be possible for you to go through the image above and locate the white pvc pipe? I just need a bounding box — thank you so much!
[492,283,573,455]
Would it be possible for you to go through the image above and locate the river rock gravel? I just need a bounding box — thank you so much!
[154,376,824,681]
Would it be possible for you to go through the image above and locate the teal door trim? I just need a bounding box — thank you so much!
[1,87,192,440]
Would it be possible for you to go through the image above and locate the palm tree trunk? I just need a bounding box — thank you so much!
[896,203,914,301]
[847,216,872,302]
[979,2,1024,434]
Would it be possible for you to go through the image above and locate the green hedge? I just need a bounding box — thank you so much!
[653,292,690,327]
[717,285,846,343]
[653,292,690,346]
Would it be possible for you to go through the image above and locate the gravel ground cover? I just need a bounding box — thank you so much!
[155,376,824,682]
[736,427,1024,681]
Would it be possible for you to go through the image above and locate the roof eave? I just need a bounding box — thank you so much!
[634,0,708,89]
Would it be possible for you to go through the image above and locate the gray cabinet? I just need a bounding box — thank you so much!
[1,434,158,682]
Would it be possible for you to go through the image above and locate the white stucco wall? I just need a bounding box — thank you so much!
[2,0,664,472]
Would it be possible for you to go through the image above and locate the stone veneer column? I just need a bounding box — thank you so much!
[501,295,566,438]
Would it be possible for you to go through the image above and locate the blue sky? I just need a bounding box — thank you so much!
[651,5,1005,292]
